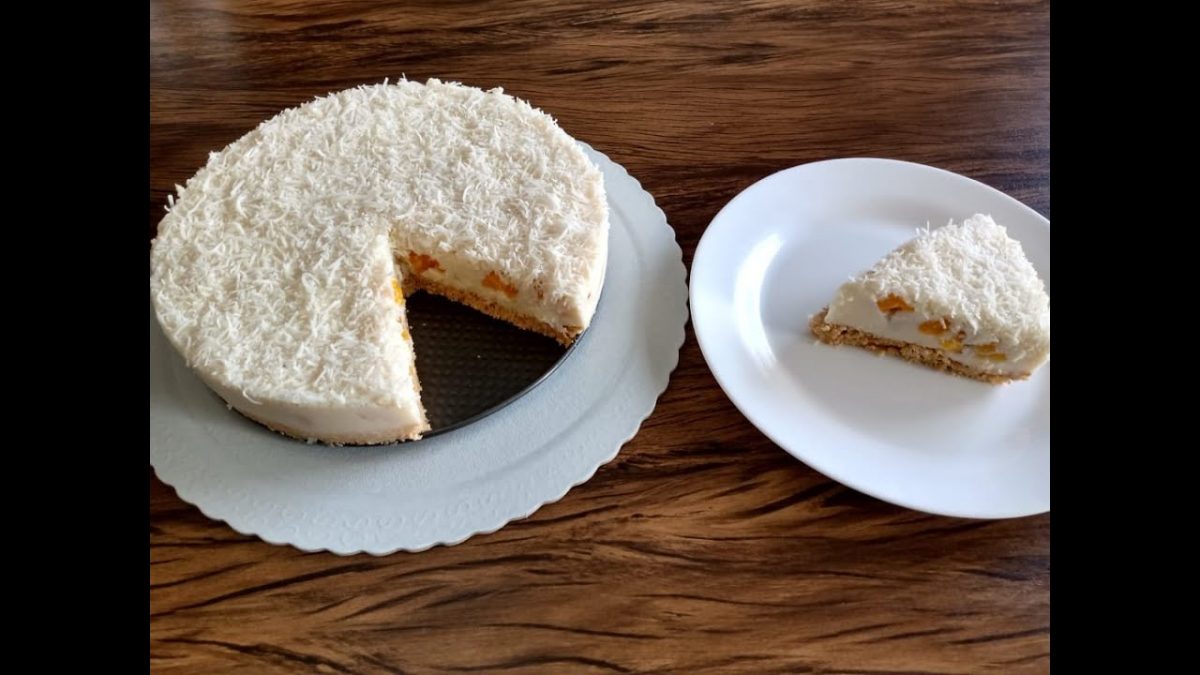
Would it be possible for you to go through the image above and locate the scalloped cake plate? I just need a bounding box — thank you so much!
[150,142,688,554]
[690,158,1049,519]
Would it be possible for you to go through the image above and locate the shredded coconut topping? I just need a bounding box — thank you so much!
[851,214,1050,355]
[150,79,609,410]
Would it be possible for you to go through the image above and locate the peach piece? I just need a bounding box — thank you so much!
[876,294,914,314]
[407,251,443,274]
[483,270,519,298]
[940,339,963,353]
[919,318,948,335]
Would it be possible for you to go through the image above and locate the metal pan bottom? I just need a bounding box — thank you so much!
[406,292,581,438]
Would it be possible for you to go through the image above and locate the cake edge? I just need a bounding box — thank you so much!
[809,308,1029,385]
[231,404,429,446]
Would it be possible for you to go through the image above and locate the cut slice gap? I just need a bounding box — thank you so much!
[403,292,572,433]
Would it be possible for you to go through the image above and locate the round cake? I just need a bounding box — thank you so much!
[150,79,609,444]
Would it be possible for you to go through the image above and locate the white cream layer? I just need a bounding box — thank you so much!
[825,285,1048,376]
[187,277,427,444]
[398,247,604,334]
[197,369,427,443]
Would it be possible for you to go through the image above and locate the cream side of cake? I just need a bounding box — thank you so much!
[150,79,609,444]
[811,214,1049,383]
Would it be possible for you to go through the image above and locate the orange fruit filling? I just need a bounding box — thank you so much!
[919,318,949,335]
[483,270,519,298]
[391,278,404,305]
[940,338,963,353]
[876,294,914,313]
[407,251,443,274]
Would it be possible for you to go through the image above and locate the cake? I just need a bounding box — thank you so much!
[810,214,1049,383]
[150,79,609,444]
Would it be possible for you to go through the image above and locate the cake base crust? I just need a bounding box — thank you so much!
[809,308,1027,385]
[408,276,583,346]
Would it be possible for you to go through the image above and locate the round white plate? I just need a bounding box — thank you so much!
[150,143,688,554]
[690,158,1049,519]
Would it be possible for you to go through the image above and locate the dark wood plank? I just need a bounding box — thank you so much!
[150,1,1050,672]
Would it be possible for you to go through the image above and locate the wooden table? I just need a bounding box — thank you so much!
[150,1,1050,672]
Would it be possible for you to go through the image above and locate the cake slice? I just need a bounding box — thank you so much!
[810,214,1049,383]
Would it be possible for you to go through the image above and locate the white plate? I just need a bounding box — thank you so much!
[690,158,1049,519]
[150,143,688,554]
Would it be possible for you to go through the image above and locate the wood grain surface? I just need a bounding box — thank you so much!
[150,1,1051,672]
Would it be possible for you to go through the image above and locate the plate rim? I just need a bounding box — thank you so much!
[690,156,1049,519]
